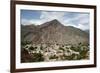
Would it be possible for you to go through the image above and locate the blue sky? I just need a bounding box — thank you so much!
[21,10,90,30]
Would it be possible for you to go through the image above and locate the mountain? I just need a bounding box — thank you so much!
[21,19,89,45]
[84,30,89,34]
[21,24,37,41]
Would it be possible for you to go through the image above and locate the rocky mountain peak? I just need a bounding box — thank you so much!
[38,19,63,29]
[48,19,63,26]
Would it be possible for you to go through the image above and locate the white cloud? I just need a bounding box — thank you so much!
[63,13,89,24]
[21,11,66,25]
[40,11,65,21]
[63,13,89,30]
[21,19,45,25]
[66,23,89,30]
[21,19,30,25]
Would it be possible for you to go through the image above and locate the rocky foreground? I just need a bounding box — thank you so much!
[21,42,89,63]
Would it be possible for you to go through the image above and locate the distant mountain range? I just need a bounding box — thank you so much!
[21,19,89,45]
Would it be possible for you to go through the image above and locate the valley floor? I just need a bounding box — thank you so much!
[21,42,89,63]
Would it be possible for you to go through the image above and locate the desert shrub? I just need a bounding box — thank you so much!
[31,52,44,62]
[65,47,69,49]
[66,49,70,53]
[40,46,43,50]
[63,53,76,60]
[69,53,76,60]
[80,50,88,59]
[49,55,58,59]
[29,46,35,50]
[59,47,65,51]
[21,48,33,63]
[70,45,79,52]
[77,55,82,60]
[76,48,89,60]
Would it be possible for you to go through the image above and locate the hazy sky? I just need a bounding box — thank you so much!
[21,10,90,30]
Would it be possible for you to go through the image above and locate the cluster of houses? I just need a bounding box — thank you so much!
[22,43,89,62]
